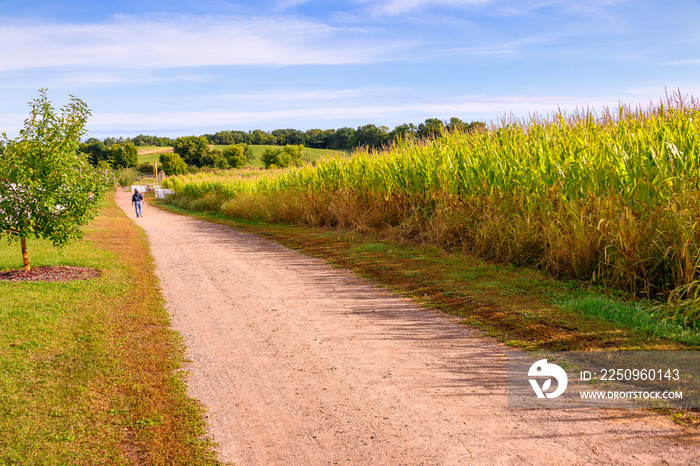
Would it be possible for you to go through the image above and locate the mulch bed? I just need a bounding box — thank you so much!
[0,266,102,282]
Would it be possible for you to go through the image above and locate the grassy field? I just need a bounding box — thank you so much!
[137,146,173,164]
[239,145,349,168]
[138,145,349,168]
[0,192,218,465]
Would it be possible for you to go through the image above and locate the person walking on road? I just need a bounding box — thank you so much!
[132,188,145,217]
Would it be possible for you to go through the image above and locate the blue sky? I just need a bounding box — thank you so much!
[1,0,699,138]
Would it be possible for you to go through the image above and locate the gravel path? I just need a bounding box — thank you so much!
[116,189,698,465]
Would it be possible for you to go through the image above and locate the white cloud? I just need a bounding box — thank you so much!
[0,14,405,71]
[661,59,700,66]
[57,70,224,84]
[360,0,492,16]
[419,94,627,118]
[433,35,552,58]
[274,0,311,11]
[220,86,399,103]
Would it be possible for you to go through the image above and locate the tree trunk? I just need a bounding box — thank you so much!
[21,237,30,272]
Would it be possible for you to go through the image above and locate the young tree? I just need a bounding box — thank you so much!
[159,152,188,175]
[0,90,109,271]
[261,147,283,169]
[222,144,248,168]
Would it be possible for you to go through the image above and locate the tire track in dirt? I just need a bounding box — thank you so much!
[116,189,698,465]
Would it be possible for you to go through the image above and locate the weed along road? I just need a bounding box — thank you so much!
[115,189,698,465]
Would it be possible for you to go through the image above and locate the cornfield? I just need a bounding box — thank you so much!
[164,94,700,327]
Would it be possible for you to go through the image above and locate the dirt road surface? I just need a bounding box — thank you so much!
[116,189,698,465]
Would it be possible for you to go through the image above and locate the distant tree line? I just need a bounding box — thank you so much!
[130,134,173,147]
[80,117,486,173]
[91,117,484,151]
[202,118,485,150]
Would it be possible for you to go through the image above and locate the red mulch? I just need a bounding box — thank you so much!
[0,266,102,282]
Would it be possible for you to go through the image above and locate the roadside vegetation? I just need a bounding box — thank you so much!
[0,193,218,465]
[161,94,700,345]
[154,201,699,351]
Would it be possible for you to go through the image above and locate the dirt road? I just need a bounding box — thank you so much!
[116,189,698,465]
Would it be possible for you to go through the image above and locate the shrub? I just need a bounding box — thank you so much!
[261,145,304,169]
[223,144,248,168]
[159,152,188,176]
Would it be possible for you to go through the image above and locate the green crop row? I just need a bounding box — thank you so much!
[163,96,700,327]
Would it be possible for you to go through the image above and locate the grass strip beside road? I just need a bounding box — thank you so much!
[154,198,699,352]
[0,192,218,465]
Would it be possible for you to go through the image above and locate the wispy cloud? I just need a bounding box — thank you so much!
[434,35,552,57]
[421,94,628,117]
[661,59,700,66]
[57,70,223,85]
[0,14,407,71]
[359,0,492,16]
[220,86,399,103]
[273,0,312,11]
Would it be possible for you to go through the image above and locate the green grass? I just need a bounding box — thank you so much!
[241,145,349,168]
[0,192,219,465]
[153,198,700,351]
[137,146,173,164]
[136,146,164,153]
[555,293,700,345]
